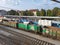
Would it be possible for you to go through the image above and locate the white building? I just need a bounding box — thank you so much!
[29,9,37,16]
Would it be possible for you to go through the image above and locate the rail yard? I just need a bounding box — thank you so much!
[0,16,60,45]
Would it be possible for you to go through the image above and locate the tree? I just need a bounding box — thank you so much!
[36,10,40,16]
[22,10,28,16]
[40,9,46,16]
[52,7,59,16]
[7,10,19,15]
[23,10,34,16]
[27,11,34,16]
[57,8,60,16]
[20,11,24,16]
[47,9,52,16]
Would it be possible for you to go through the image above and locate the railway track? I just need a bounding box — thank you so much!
[0,34,21,45]
[0,25,55,45]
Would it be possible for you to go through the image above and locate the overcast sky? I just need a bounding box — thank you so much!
[0,0,60,10]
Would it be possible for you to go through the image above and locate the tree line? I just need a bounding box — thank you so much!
[7,7,60,16]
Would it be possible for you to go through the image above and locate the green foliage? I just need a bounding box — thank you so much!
[7,7,60,16]
[7,10,19,15]
[40,9,46,16]
[27,11,34,16]
[23,10,34,16]
[52,7,59,16]
[57,9,60,16]
[36,10,40,16]
[47,10,52,16]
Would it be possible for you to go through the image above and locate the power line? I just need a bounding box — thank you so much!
[51,0,60,3]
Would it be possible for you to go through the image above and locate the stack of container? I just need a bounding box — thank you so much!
[52,21,60,28]
[38,19,52,26]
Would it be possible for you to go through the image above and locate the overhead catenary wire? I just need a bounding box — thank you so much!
[51,0,60,3]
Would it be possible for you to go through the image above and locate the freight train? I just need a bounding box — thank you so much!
[2,19,60,40]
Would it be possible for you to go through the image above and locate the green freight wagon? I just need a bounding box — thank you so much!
[10,21,17,28]
[48,29,59,39]
[42,28,46,36]
[27,24,38,33]
[42,28,59,39]
[52,30,57,39]
[49,29,53,37]
[42,28,57,38]
[2,21,9,26]
[42,28,50,37]
[38,26,43,34]
[2,21,7,25]
[57,31,60,40]
[7,21,11,26]
[18,23,28,30]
